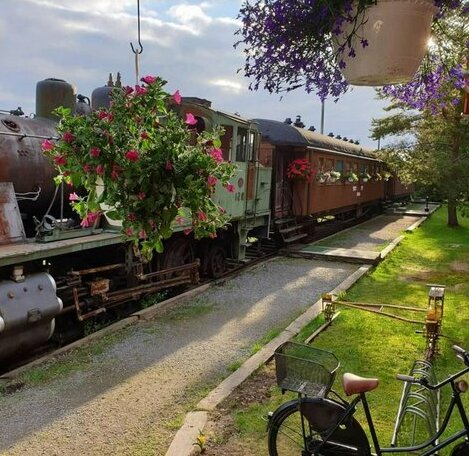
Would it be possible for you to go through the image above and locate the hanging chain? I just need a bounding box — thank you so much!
[130,0,143,85]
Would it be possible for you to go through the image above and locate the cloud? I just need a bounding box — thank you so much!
[210,79,243,94]
[167,4,212,33]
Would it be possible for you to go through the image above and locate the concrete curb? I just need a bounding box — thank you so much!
[165,411,208,456]
[405,216,427,232]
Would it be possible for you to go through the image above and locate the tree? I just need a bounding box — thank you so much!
[371,12,469,227]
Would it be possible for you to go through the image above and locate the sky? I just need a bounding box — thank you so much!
[0,0,389,148]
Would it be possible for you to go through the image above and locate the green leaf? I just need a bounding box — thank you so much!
[155,238,164,253]
[105,210,120,221]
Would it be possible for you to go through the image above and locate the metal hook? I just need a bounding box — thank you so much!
[130,0,143,55]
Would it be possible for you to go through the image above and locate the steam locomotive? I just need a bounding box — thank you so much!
[0,76,411,363]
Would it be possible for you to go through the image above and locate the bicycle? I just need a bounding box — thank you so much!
[267,341,469,456]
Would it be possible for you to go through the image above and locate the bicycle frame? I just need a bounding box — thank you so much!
[314,364,469,455]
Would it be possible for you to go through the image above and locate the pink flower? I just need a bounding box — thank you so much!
[137,192,146,200]
[138,229,147,239]
[197,210,207,222]
[207,175,218,186]
[111,164,122,180]
[172,90,182,105]
[149,220,156,229]
[62,132,75,143]
[69,192,79,201]
[209,232,217,239]
[165,161,174,171]
[90,147,101,158]
[127,213,137,222]
[175,216,185,225]
[209,148,223,163]
[140,131,149,140]
[183,228,193,236]
[125,227,134,237]
[124,86,134,96]
[135,85,148,96]
[125,150,140,162]
[185,113,197,126]
[41,139,55,152]
[83,164,93,173]
[80,211,100,228]
[140,75,156,85]
[96,164,105,176]
[53,155,67,166]
[225,183,236,193]
[98,111,108,120]
[219,207,226,214]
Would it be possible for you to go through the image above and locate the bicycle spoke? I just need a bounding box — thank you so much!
[273,408,307,454]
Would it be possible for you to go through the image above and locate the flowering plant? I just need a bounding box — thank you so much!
[345,171,359,182]
[236,0,466,101]
[360,172,372,181]
[286,158,316,183]
[42,76,236,260]
[329,170,342,181]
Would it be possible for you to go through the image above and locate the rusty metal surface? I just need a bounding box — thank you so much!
[0,182,25,244]
[90,279,110,296]
[0,114,58,214]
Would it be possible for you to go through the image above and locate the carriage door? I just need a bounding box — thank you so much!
[273,147,292,218]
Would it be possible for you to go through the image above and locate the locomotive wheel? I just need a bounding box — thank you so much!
[160,237,194,270]
[206,245,226,279]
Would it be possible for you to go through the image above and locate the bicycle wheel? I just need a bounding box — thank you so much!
[452,442,469,456]
[268,398,371,456]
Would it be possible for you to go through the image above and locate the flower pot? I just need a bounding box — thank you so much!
[337,0,438,86]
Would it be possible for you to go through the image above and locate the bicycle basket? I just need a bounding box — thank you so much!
[274,341,340,396]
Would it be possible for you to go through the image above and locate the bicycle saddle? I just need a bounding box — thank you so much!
[342,373,379,396]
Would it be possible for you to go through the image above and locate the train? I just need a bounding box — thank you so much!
[0,76,412,363]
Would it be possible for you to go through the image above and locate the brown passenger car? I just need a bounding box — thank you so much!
[255,119,411,223]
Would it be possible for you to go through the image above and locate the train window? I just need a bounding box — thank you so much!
[248,131,257,161]
[335,160,344,172]
[346,161,352,171]
[220,125,233,161]
[236,127,248,162]
[352,163,358,173]
[318,157,325,170]
[325,159,334,170]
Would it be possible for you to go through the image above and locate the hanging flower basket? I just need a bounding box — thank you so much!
[286,158,316,183]
[336,0,438,86]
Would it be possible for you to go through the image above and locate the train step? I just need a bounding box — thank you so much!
[279,225,302,235]
[283,233,308,243]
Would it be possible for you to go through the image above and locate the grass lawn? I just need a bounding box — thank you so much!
[205,207,469,455]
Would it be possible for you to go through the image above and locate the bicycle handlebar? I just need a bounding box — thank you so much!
[396,345,469,388]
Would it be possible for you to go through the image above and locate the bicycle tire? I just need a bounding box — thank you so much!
[452,442,469,456]
[268,398,371,456]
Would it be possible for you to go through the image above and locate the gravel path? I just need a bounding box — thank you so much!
[0,214,421,456]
